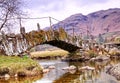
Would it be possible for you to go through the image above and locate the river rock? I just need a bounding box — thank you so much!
[62,67,70,70]
[69,65,76,70]
[48,65,55,69]
[14,74,18,77]
[4,74,10,78]
[62,65,76,70]
[79,66,95,70]
[91,55,110,61]
[106,63,120,80]
[43,69,50,73]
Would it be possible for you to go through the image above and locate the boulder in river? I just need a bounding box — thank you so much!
[79,66,95,71]
[4,74,10,78]
[90,55,110,62]
[48,65,55,69]
[43,69,50,73]
[62,65,76,70]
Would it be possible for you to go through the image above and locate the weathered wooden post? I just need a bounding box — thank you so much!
[49,17,54,40]
[20,27,26,35]
[37,23,41,31]
[72,27,75,44]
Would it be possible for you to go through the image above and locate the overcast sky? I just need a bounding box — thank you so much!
[21,0,120,32]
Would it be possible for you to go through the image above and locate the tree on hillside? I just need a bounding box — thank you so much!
[0,0,23,33]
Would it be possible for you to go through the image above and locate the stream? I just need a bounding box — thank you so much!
[0,59,120,83]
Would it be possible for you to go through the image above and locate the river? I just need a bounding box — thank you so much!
[0,59,120,83]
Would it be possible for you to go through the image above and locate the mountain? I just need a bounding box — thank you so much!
[51,8,120,37]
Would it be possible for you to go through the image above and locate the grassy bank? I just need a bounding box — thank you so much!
[30,49,69,59]
[0,55,42,78]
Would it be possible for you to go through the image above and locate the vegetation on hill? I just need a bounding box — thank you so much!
[51,8,120,36]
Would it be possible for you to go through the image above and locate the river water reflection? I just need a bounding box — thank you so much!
[0,59,120,83]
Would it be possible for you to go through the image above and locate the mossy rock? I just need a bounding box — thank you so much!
[17,71,26,77]
[0,67,9,76]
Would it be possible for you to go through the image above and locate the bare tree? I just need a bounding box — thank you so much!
[0,0,23,32]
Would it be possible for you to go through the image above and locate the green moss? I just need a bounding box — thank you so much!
[0,55,42,77]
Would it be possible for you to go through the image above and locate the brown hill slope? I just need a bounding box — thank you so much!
[52,8,120,36]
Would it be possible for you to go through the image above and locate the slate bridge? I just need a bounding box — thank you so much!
[0,27,81,55]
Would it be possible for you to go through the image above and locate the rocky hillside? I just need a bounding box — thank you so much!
[52,8,120,37]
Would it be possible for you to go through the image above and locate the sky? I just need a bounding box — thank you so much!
[20,0,120,32]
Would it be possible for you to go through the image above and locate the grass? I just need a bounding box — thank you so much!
[0,55,42,77]
[30,49,69,58]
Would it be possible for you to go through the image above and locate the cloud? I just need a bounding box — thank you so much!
[75,0,109,6]
[79,0,120,15]
[24,0,65,12]
[24,0,120,14]
[22,0,120,31]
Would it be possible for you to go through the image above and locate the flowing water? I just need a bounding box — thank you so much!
[0,59,120,83]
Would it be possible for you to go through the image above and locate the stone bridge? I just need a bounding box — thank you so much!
[0,27,81,55]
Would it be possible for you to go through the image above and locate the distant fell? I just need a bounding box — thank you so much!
[51,8,120,36]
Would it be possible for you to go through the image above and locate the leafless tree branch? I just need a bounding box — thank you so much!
[0,0,23,32]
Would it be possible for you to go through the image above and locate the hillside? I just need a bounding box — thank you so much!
[51,8,120,37]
